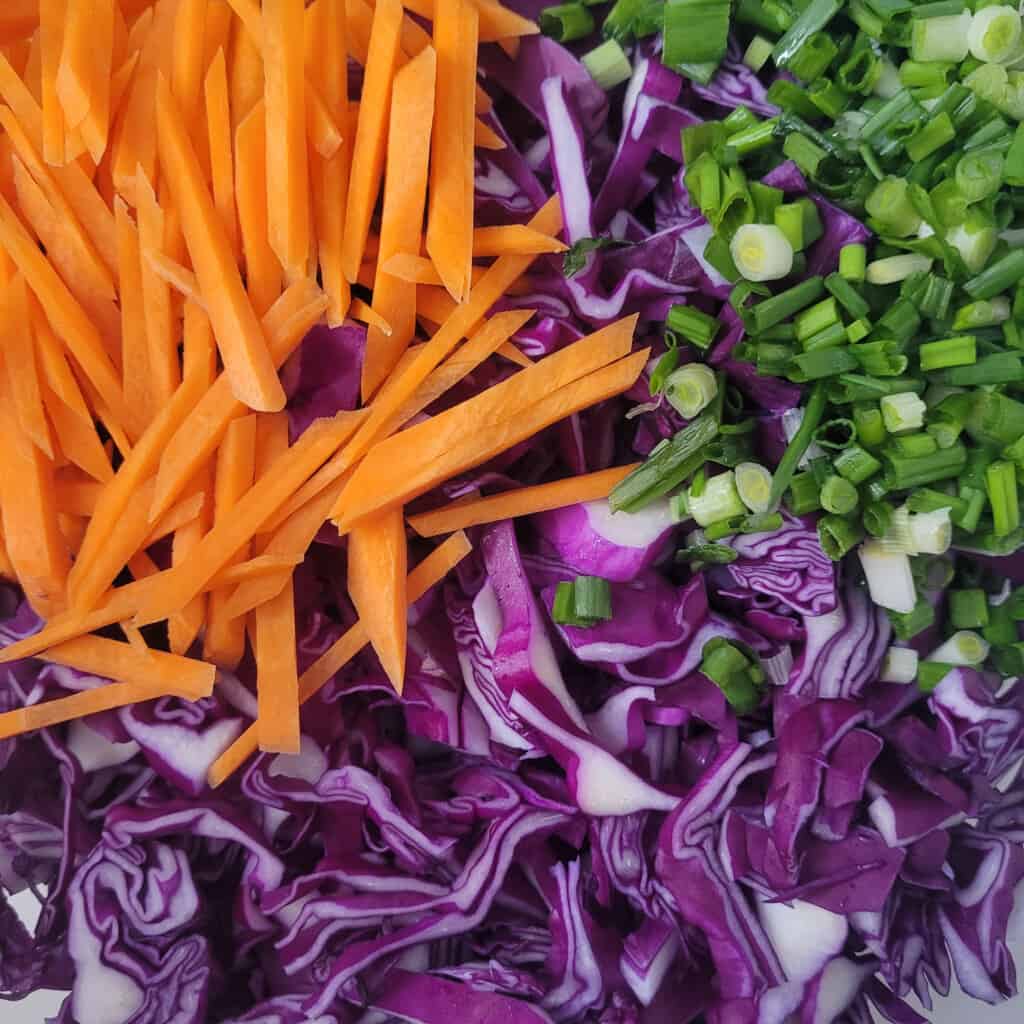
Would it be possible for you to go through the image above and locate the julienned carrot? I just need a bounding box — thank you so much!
[255,579,299,752]
[203,1,235,73]
[204,415,258,670]
[335,348,649,531]
[348,506,407,691]
[171,0,209,133]
[216,553,302,588]
[56,0,114,163]
[307,0,350,327]
[42,387,114,484]
[115,197,151,432]
[320,196,563,520]
[474,118,505,150]
[349,299,392,337]
[425,0,477,304]
[497,342,533,368]
[401,0,539,43]
[4,274,53,458]
[144,249,202,307]
[67,368,210,613]
[156,74,285,413]
[0,3,38,47]
[381,253,443,286]
[134,410,367,627]
[0,396,70,619]
[150,278,326,523]
[205,48,240,262]
[229,11,263,129]
[0,192,137,442]
[208,530,472,786]
[361,44,436,401]
[235,102,282,318]
[29,293,92,426]
[136,170,179,407]
[473,225,569,257]
[340,0,403,284]
[55,472,102,517]
[145,490,207,546]
[263,0,308,283]
[39,0,66,165]
[408,465,642,537]
[255,411,290,484]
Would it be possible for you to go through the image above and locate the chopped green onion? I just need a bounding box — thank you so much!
[949,588,990,629]
[853,402,888,448]
[703,234,741,282]
[911,11,972,62]
[881,391,928,434]
[864,499,894,537]
[883,439,968,489]
[852,340,908,377]
[609,413,719,513]
[574,576,613,623]
[783,132,828,176]
[743,34,775,73]
[795,297,840,344]
[1004,123,1024,186]
[663,0,731,68]
[773,0,843,67]
[818,514,865,560]
[789,33,840,82]
[788,347,860,382]
[956,149,1005,204]
[948,210,999,274]
[965,390,1024,446]
[880,645,920,684]
[986,459,1020,537]
[919,335,978,371]
[866,176,923,237]
[909,507,953,553]
[967,5,1022,64]
[735,461,773,514]
[893,433,938,458]
[829,374,927,404]
[726,117,780,159]
[888,597,936,641]
[964,248,1024,300]
[582,39,633,90]
[700,638,762,714]
[860,541,918,613]
[820,475,860,515]
[750,183,784,225]
[649,348,681,396]
[835,444,882,484]
[665,304,721,351]
[942,352,1024,386]
[823,273,870,321]
[983,601,1017,645]
[917,661,955,692]
[927,630,990,667]
[730,224,795,282]
[688,470,747,526]
[952,297,1011,331]
[928,392,973,448]
[866,254,934,284]
[676,543,739,566]
[808,78,851,119]
[769,382,829,511]
[539,3,595,42]
[787,472,822,515]
[750,277,826,333]
[774,203,806,251]
[664,364,719,419]
[840,243,868,282]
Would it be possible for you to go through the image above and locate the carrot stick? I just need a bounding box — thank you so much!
[349,299,392,337]
[209,530,472,786]
[262,0,308,283]
[204,48,239,262]
[203,0,233,72]
[134,410,366,626]
[381,253,443,286]
[4,273,53,457]
[156,74,285,413]
[335,349,647,530]
[39,0,66,165]
[55,470,102,516]
[307,0,349,327]
[408,465,641,537]
[56,0,115,163]
[144,248,203,307]
[30,292,93,424]
[340,0,403,283]
[402,0,538,43]
[425,0,477,303]
[255,411,290,484]
[67,368,210,613]
[474,117,505,150]
[234,102,282,318]
[41,387,113,483]
[229,13,263,129]
[473,225,569,257]
[204,414,257,670]
[145,490,207,546]
[149,279,326,523]
[0,393,70,617]
[108,50,141,141]
[215,553,301,588]
[255,579,299,752]
[361,44,436,401]
[0,534,15,581]
[172,0,208,134]
[0,3,39,47]
[136,169,180,408]
[347,506,407,692]
[114,196,151,431]
[0,191,137,441]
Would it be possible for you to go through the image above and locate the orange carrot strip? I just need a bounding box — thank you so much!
[349,299,392,337]
[340,0,402,283]
[263,0,309,283]
[150,280,326,522]
[59,513,88,557]
[0,394,70,617]
[209,531,472,785]
[408,465,641,537]
[109,50,141,140]
[348,506,407,692]
[0,534,14,580]
[115,197,150,430]
[338,350,649,531]
[0,4,39,47]
[41,387,113,483]
[30,291,92,423]
[67,368,210,613]
[413,285,456,327]
[229,12,263,129]
[39,0,65,165]
[234,102,282,318]
[403,0,538,43]
[425,0,476,302]
[119,621,151,657]
[255,411,290,483]
[172,0,208,132]
[182,297,217,385]
[497,341,533,368]
[145,490,207,546]
[204,414,257,670]
[473,225,569,257]
[4,273,53,457]
[255,579,299,752]
[156,74,285,413]
[307,0,349,326]
[203,0,233,72]
[56,0,115,162]
[216,554,301,587]
[361,44,436,400]
[144,248,202,307]
[204,48,239,261]
[55,470,102,516]
[476,82,492,114]
[381,253,443,286]
[0,191,137,440]
[474,117,505,150]
[134,411,366,626]
[136,170,180,407]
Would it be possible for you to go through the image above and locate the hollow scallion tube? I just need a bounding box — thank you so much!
[919,336,977,371]
[664,364,719,419]
[768,382,828,512]
[967,5,1022,63]
[735,462,773,513]
[730,224,794,282]
[582,39,633,89]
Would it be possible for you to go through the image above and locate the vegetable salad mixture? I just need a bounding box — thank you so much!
[2,1,1024,1023]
